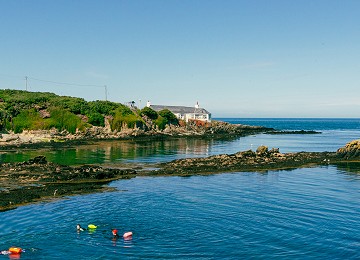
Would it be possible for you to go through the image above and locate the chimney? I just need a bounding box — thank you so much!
[195,101,199,109]
[146,100,151,107]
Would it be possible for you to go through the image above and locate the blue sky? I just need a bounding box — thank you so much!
[1,0,359,117]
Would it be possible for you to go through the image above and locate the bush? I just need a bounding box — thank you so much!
[154,116,168,130]
[50,97,89,115]
[88,112,104,127]
[110,108,144,131]
[0,109,8,131]
[46,108,85,134]
[88,100,121,115]
[12,109,45,133]
[112,105,134,116]
[158,109,178,125]
[140,107,158,120]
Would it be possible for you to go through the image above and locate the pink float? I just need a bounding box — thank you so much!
[123,232,133,239]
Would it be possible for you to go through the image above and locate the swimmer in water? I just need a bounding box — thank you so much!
[77,224,85,231]
[112,229,120,239]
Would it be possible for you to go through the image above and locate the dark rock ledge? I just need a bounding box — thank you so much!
[153,140,360,175]
[1,140,360,211]
[0,156,136,211]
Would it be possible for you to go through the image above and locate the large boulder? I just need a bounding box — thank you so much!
[256,145,269,155]
[336,140,360,159]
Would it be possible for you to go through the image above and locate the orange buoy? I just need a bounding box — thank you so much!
[123,232,133,239]
[9,247,22,254]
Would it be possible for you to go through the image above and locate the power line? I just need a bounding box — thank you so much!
[27,76,104,87]
[0,73,105,88]
[0,74,109,100]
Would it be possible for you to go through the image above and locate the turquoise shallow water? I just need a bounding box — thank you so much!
[1,119,360,259]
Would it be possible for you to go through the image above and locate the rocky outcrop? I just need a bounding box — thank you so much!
[267,130,321,135]
[153,146,333,175]
[0,121,273,147]
[336,140,360,159]
[0,156,137,211]
[1,156,136,184]
[153,140,360,176]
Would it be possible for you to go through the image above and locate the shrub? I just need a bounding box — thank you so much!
[110,108,144,131]
[158,109,178,125]
[53,97,89,115]
[12,109,45,133]
[154,116,168,130]
[112,105,134,116]
[46,108,85,134]
[88,100,121,115]
[140,107,158,120]
[88,112,104,127]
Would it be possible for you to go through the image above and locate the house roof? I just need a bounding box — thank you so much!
[149,105,211,115]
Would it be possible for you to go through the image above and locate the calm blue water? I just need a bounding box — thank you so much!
[219,118,360,131]
[1,119,360,259]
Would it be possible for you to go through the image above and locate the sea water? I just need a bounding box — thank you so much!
[0,119,360,259]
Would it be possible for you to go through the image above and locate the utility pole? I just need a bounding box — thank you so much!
[104,85,108,101]
[25,76,28,91]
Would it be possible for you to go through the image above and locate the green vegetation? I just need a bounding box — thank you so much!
[110,106,144,131]
[159,109,178,125]
[0,89,179,134]
[47,108,86,134]
[140,106,158,120]
[155,109,179,129]
[139,107,179,130]
[12,109,43,133]
[154,116,168,130]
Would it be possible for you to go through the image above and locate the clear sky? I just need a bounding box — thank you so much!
[1,0,359,118]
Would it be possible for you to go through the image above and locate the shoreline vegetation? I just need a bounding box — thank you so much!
[0,89,319,148]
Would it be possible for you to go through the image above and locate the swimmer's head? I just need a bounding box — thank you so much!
[112,229,118,236]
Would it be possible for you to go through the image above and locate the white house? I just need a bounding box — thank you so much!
[147,101,211,123]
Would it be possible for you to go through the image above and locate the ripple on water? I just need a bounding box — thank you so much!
[1,167,360,259]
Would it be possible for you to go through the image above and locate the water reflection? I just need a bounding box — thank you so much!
[334,162,360,175]
[1,130,359,168]
[0,138,223,166]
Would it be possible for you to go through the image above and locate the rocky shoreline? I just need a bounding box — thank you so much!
[0,120,273,148]
[1,140,360,211]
